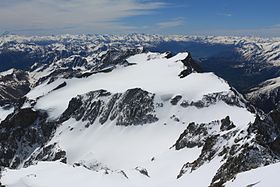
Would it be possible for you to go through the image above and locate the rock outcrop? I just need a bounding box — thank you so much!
[60,88,158,127]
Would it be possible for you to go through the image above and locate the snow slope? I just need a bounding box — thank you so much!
[1,155,221,187]
[48,100,254,168]
[27,52,230,119]
[225,162,280,187]
[0,106,14,122]
[0,51,260,187]
[246,76,280,112]
[247,76,280,96]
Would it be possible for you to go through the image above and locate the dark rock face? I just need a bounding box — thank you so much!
[60,97,84,122]
[60,56,89,69]
[174,116,279,186]
[250,109,280,156]
[178,90,245,109]
[210,114,280,186]
[220,116,236,131]
[246,86,280,113]
[0,181,5,187]
[175,118,229,179]
[24,143,67,167]
[178,52,202,78]
[96,48,144,70]
[52,81,67,91]
[35,68,77,86]
[99,93,120,124]
[211,144,275,187]
[73,160,111,173]
[60,88,158,126]
[170,95,182,105]
[0,108,56,168]
[33,48,144,86]
[135,167,150,177]
[0,69,30,106]
[1,108,38,128]
[177,135,221,179]
[174,122,208,150]
[60,89,110,125]
[111,88,158,126]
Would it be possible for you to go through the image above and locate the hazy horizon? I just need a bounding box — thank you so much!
[0,0,279,37]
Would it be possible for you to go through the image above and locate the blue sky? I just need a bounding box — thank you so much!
[0,0,279,36]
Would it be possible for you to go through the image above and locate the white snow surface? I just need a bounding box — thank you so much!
[247,76,280,98]
[225,162,280,187]
[48,100,254,170]
[27,52,230,119]
[6,154,278,187]
[0,157,229,187]
[0,106,14,122]
[0,68,15,77]
[1,52,258,187]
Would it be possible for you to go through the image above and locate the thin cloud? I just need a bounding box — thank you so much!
[217,13,232,17]
[0,0,166,35]
[157,18,185,29]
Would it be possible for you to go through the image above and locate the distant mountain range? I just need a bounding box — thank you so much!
[1,34,280,92]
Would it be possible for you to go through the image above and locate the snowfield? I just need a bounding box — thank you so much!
[0,51,262,187]
[6,150,278,187]
[247,76,280,97]
[1,155,221,187]
[0,106,14,122]
[27,52,230,119]
[225,162,280,187]
[47,100,254,169]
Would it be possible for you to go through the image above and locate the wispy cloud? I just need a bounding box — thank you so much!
[157,18,185,29]
[0,0,166,35]
[217,13,232,17]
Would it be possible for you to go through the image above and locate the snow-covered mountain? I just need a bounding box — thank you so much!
[1,34,279,66]
[246,77,280,113]
[0,69,30,101]
[1,34,280,92]
[1,48,280,187]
